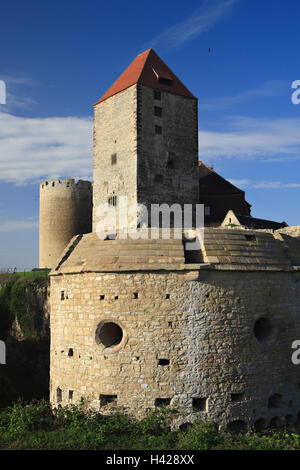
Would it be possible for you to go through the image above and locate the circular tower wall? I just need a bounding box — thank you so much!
[39,178,92,269]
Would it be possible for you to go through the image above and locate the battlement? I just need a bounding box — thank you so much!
[40,178,92,190]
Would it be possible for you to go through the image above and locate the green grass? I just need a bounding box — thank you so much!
[0,401,300,450]
[8,270,49,279]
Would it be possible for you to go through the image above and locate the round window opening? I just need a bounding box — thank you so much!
[95,321,125,351]
[254,317,276,347]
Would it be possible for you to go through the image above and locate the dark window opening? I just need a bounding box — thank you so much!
[166,294,170,299]
[96,322,123,348]
[268,393,283,409]
[108,195,117,206]
[192,397,207,411]
[155,398,171,407]
[155,174,164,184]
[100,295,105,300]
[245,234,256,241]
[57,387,62,403]
[133,292,138,299]
[166,151,175,169]
[158,359,169,366]
[204,206,211,216]
[111,153,117,165]
[69,390,73,400]
[68,348,73,357]
[254,317,275,345]
[61,291,65,300]
[168,321,173,327]
[158,77,173,86]
[114,295,118,300]
[154,90,161,100]
[154,106,162,117]
[100,394,117,406]
[231,392,244,402]
[155,125,162,134]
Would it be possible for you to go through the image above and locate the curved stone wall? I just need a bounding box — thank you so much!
[49,268,300,429]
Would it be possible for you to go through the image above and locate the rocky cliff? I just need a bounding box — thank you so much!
[0,273,50,407]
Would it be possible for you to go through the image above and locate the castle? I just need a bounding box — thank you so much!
[42,49,300,431]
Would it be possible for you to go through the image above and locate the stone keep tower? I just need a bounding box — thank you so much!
[39,178,92,269]
[93,49,199,231]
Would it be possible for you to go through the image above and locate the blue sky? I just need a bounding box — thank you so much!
[0,0,300,268]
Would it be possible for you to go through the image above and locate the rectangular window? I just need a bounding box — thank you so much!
[204,206,211,216]
[155,125,162,134]
[154,106,162,117]
[108,195,117,206]
[155,174,164,184]
[166,151,175,169]
[154,89,161,100]
[100,394,117,406]
[111,153,117,165]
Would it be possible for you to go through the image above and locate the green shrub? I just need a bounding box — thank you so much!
[0,281,14,339]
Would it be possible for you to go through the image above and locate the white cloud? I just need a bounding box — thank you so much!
[0,219,38,232]
[143,0,239,50]
[229,179,300,189]
[0,76,38,112]
[200,80,288,110]
[199,116,300,161]
[0,112,93,184]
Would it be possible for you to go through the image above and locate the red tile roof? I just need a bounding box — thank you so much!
[94,49,196,105]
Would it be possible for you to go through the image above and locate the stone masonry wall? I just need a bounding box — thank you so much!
[93,85,138,231]
[50,269,300,430]
[137,85,199,215]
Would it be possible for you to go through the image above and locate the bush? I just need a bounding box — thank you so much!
[1,400,300,450]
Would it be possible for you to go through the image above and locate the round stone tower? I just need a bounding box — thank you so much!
[49,228,300,430]
[39,178,92,269]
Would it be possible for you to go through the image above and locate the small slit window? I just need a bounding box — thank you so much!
[57,387,62,403]
[204,206,211,216]
[155,174,164,184]
[108,195,117,206]
[154,90,161,100]
[155,125,162,134]
[111,153,117,165]
[158,359,169,366]
[166,152,175,169]
[154,106,162,117]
